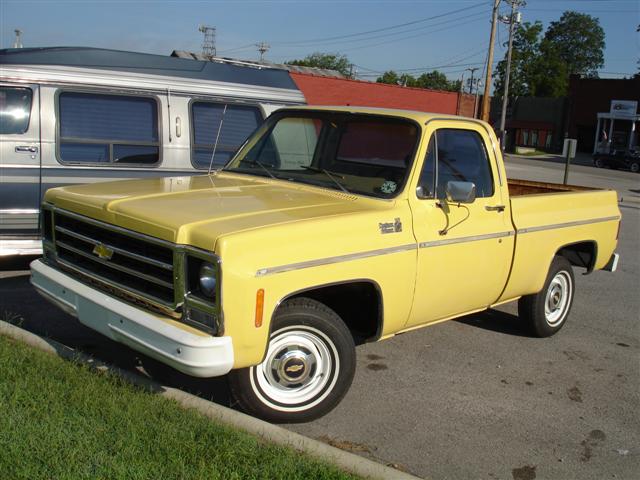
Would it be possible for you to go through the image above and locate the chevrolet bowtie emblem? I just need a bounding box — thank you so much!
[92,243,114,260]
[286,364,304,373]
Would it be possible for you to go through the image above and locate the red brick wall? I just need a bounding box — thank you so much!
[457,93,477,118]
[290,73,463,115]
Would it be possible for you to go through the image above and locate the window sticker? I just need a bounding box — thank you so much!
[380,180,397,194]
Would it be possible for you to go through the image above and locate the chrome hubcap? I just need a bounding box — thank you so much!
[274,348,315,386]
[544,271,572,327]
[250,326,339,412]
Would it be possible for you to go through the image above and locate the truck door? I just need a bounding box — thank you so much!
[0,84,41,242]
[407,123,514,327]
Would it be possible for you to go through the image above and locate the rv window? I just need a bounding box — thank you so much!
[58,92,159,165]
[0,87,32,135]
[191,102,262,169]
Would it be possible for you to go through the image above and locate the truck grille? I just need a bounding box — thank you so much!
[52,211,176,306]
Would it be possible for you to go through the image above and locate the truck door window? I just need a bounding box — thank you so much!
[418,129,494,199]
[0,87,32,135]
[58,92,159,165]
[191,102,262,169]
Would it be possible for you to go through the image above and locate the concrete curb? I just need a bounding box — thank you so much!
[0,320,423,480]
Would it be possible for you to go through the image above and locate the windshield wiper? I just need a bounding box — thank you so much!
[241,160,277,179]
[301,166,349,193]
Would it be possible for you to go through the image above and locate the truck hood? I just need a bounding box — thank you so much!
[44,172,376,249]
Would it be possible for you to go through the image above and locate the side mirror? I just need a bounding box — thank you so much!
[445,181,476,204]
[416,185,431,199]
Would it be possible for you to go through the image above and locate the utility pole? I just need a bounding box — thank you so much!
[256,42,270,62]
[13,29,23,48]
[474,80,482,119]
[466,67,479,94]
[498,0,524,151]
[480,0,501,122]
[198,25,216,57]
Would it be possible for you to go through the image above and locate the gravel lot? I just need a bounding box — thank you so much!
[1,154,638,480]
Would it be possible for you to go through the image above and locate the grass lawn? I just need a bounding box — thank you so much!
[0,335,357,480]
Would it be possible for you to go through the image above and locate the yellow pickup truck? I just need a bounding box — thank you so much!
[31,106,621,422]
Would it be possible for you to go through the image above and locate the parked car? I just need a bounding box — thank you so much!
[31,106,620,422]
[0,47,305,256]
[593,148,640,173]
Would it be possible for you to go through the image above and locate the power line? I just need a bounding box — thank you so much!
[338,15,488,53]
[217,43,256,54]
[272,10,490,51]
[272,2,486,46]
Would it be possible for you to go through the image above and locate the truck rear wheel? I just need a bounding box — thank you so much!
[518,256,575,337]
[630,162,639,173]
[228,297,356,423]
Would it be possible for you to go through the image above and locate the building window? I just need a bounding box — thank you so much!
[522,130,529,146]
[0,87,32,135]
[58,92,159,164]
[531,130,539,147]
[545,132,552,149]
[191,102,262,169]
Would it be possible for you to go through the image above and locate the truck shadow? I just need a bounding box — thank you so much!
[456,309,531,337]
[0,267,233,408]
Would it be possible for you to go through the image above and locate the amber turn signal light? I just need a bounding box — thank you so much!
[255,289,265,327]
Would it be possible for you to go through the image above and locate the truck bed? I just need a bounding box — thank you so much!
[499,180,620,302]
[508,179,594,196]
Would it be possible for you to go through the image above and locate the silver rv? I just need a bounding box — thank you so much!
[0,47,305,256]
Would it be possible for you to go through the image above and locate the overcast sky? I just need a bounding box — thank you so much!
[1,0,637,83]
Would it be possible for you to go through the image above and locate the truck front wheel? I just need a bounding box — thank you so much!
[228,297,356,423]
[518,256,575,337]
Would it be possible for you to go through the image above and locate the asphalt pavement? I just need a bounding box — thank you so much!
[1,154,638,480]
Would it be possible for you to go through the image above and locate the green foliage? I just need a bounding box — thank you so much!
[286,52,353,77]
[494,11,606,97]
[494,21,544,97]
[0,335,357,480]
[376,69,461,92]
[543,11,605,77]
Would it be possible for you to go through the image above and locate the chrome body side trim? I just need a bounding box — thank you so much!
[516,216,620,234]
[418,230,515,248]
[255,243,417,277]
[0,208,39,214]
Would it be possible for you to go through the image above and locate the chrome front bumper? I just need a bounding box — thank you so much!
[30,259,234,378]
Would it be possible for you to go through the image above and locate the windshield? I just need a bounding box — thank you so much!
[224,111,420,198]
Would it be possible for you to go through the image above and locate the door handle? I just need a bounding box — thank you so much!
[15,146,38,153]
[485,205,505,212]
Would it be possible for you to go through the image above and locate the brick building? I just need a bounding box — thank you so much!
[290,72,477,117]
[566,74,640,152]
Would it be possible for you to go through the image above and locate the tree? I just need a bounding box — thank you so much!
[376,69,460,92]
[529,44,570,97]
[493,21,544,97]
[376,70,400,85]
[416,70,455,91]
[543,11,605,77]
[286,52,352,77]
[493,11,606,97]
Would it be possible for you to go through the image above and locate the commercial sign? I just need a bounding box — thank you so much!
[610,100,638,117]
